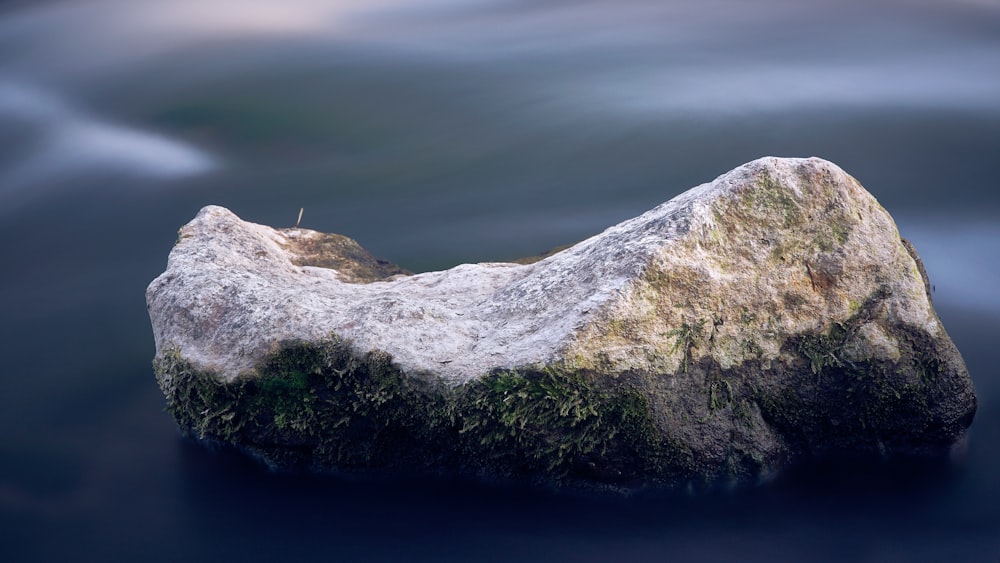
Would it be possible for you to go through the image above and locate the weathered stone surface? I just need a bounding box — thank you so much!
[147,156,976,492]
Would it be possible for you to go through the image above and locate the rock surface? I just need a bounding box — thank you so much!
[147,156,976,491]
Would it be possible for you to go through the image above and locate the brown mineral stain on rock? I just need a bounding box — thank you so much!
[281,229,411,283]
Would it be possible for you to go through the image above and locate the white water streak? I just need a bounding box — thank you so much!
[0,79,215,191]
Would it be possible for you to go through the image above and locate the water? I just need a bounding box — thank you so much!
[1,1,998,560]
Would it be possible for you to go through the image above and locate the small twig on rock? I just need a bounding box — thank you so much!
[295,207,304,228]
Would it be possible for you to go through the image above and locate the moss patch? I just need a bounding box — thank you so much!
[751,172,802,228]
[155,338,447,471]
[155,339,676,490]
[154,304,974,491]
[452,368,670,488]
[754,287,973,457]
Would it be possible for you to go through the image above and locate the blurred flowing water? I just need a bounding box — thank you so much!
[1,0,998,560]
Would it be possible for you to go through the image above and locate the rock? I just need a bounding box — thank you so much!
[147,156,976,492]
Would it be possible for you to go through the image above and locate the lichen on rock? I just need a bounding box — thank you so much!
[147,156,976,492]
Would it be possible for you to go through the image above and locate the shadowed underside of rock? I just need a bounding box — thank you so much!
[147,156,976,492]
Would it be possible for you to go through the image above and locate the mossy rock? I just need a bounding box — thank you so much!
[154,309,974,493]
[155,337,676,491]
[148,157,977,493]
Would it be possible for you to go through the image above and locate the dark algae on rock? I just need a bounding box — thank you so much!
[155,337,447,472]
[155,336,671,491]
[148,157,976,492]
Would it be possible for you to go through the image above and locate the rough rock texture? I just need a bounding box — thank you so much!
[147,156,976,492]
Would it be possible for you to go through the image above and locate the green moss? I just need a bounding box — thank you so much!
[154,338,448,470]
[452,367,667,485]
[607,318,629,339]
[812,216,853,253]
[154,286,972,490]
[667,318,707,373]
[154,339,676,489]
[829,219,852,246]
[751,172,801,228]
[796,321,849,379]
[753,285,959,456]
[756,348,937,456]
[741,338,764,360]
[707,378,735,411]
[847,299,862,315]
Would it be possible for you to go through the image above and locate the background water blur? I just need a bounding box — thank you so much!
[1,0,998,561]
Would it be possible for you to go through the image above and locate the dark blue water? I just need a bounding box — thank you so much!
[1,1,998,560]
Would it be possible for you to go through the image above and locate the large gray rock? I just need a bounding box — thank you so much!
[147,156,976,491]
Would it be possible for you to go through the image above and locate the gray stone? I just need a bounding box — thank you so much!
[147,156,976,492]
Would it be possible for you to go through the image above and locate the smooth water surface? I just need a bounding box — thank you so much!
[1,1,998,560]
